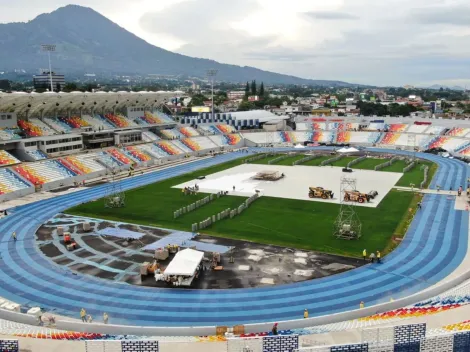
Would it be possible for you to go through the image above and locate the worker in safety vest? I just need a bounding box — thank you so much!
[362,249,367,261]
[377,251,381,264]
[12,231,16,242]
[80,308,86,322]
[304,309,308,319]
[360,301,365,309]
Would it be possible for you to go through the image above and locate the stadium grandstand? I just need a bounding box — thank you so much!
[3,91,470,352]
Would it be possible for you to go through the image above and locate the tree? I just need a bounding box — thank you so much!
[188,94,207,107]
[251,80,257,96]
[259,82,265,98]
[238,101,255,111]
[63,82,78,92]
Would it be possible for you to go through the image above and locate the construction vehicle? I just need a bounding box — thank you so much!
[308,187,334,199]
[344,190,370,203]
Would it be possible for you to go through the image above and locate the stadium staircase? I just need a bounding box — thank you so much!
[43,117,72,133]
[26,150,48,161]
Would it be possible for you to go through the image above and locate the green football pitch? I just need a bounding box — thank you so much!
[67,154,434,257]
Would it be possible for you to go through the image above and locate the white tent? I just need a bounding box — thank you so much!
[337,147,359,153]
[294,144,305,149]
[164,248,204,276]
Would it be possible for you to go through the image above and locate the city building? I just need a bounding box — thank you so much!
[227,91,246,100]
[33,71,65,91]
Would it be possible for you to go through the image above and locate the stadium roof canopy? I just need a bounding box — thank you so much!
[0,91,182,117]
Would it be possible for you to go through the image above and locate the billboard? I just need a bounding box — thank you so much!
[248,95,259,102]
[191,106,210,113]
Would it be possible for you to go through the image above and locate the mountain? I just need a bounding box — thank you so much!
[427,84,465,91]
[0,5,355,86]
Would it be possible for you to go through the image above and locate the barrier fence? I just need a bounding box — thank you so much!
[6,323,470,352]
[347,156,367,168]
[321,155,344,166]
[293,154,319,166]
[374,156,399,171]
[420,165,429,189]
[86,340,159,352]
[0,339,18,352]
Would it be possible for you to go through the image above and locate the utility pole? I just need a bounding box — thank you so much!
[206,69,218,121]
[41,44,56,92]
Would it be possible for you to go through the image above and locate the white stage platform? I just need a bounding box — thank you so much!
[173,164,402,208]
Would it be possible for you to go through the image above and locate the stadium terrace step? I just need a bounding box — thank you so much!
[124,146,152,162]
[160,128,184,140]
[179,126,200,137]
[0,128,22,141]
[0,168,31,194]
[18,118,56,137]
[13,160,76,185]
[107,148,135,165]
[135,111,175,126]
[0,150,21,166]
[59,116,91,129]
[386,123,410,132]
[103,113,137,128]
[43,117,72,133]
[26,150,48,161]
[63,154,106,174]
[155,141,183,155]
[141,131,161,142]
[82,115,114,130]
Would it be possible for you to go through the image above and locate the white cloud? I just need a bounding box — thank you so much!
[0,0,470,86]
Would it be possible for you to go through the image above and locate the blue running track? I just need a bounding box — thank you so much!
[0,149,468,327]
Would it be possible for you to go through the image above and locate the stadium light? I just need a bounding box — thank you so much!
[41,44,56,93]
[206,69,218,120]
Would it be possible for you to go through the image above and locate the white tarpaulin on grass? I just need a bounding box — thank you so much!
[164,248,204,276]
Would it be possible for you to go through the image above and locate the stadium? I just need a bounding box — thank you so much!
[0,91,469,352]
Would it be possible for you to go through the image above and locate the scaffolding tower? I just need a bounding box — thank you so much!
[408,133,417,160]
[104,166,126,208]
[265,131,275,147]
[333,177,362,240]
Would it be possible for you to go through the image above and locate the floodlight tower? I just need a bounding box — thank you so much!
[333,176,362,240]
[206,69,218,121]
[41,44,56,92]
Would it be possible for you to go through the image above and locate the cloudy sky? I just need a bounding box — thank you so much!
[1,0,470,87]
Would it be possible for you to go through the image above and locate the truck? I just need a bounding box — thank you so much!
[308,187,334,199]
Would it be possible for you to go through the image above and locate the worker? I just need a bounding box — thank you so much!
[467,187,470,196]
[360,301,365,309]
[272,323,278,335]
[369,252,376,263]
[87,314,93,323]
[12,231,16,242]
[376,251,381,264]
[103,312,109,324]
[417,202,422,209]
[80,308,87,323]
[304,309,309,319]
[437,185,440,192]
[362,249,367,261]
[233,185,236,191]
